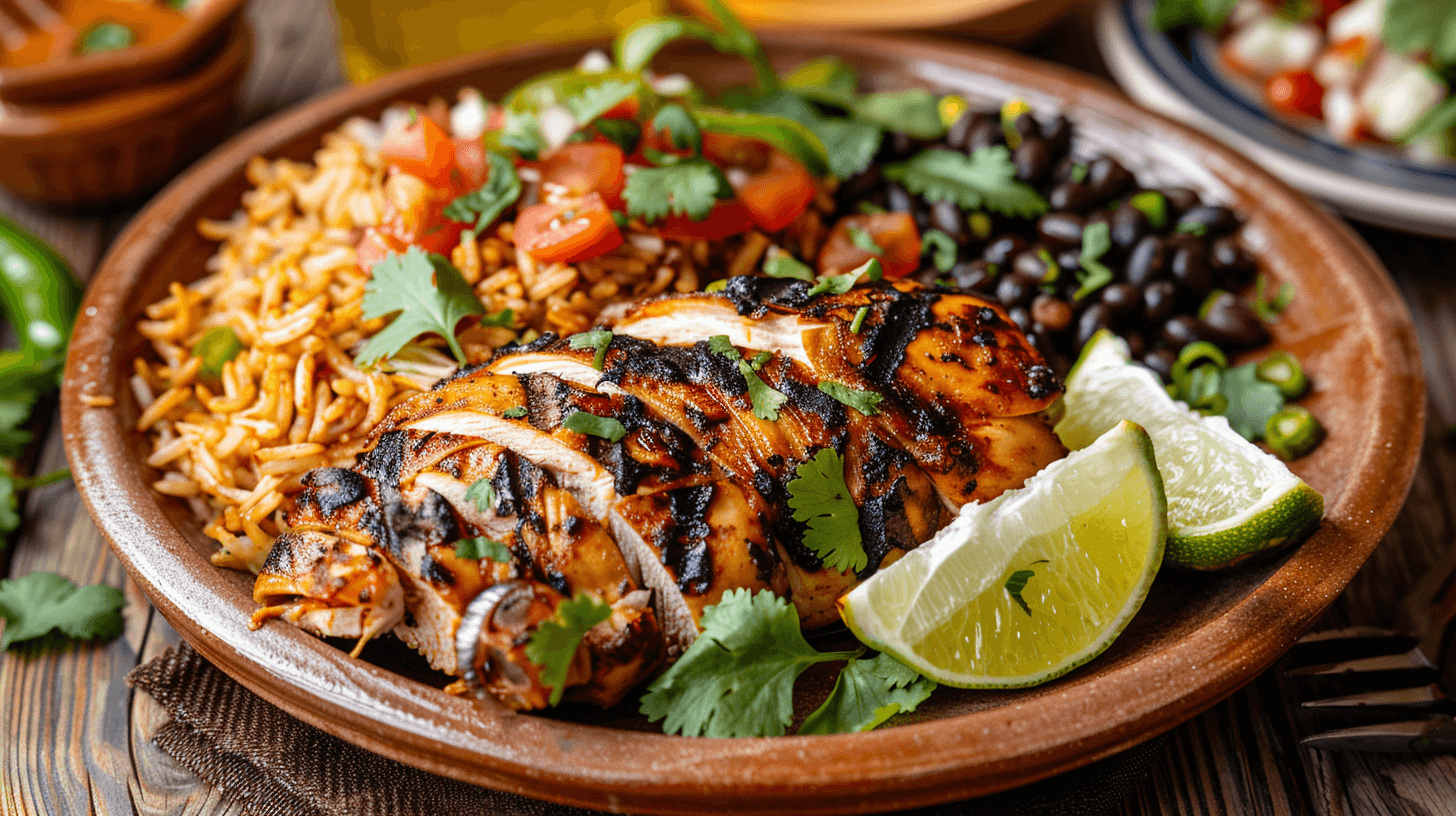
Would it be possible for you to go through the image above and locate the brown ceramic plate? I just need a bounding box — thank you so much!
[63,34,1424,815]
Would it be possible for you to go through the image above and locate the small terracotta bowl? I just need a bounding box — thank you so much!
[0,18,250,206]
[0,0,248,104]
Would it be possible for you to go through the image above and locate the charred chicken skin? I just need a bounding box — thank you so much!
[252,280,1065,710]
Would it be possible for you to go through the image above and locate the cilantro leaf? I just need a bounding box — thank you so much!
[193,326,241,376]
[1151,0,1239,31]
[799,652,936,735]
[808,258,882,297]
[640,589,855,737]
[1253,274,1296,322]
[707,336,788,421]
[691,107,829,177]
[357,247,485,366]
[1004,560,1048,616]
[564,79,639,126]
[818,381,882,416]
[624,159,733,223]
[525,593,613,706]
[847,225,882,255]
[568,328,613,370]
[1221,363,1286,440]
[762,247,814,281]
[479,307,516,328]
[852,90,946,139]
[563,409,627,442]
[1129,190,1169,229]
[1384,0,1456,67]
[1401,97,1456,143]
[651,104,702,154]
[502,406,528,419]
[787,448,866,573]
[488,109,545,160]
[742,92,880,179]
[465,477,497,514]
[1074,221,1115,301]
[782,57,859,108]
[884,147,1049,218]
[0,572,126,649]
[921,229,957,272]
[455,536,513,563]
[444,151,521,231]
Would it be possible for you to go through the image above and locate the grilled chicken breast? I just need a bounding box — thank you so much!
[252,279,1065,710]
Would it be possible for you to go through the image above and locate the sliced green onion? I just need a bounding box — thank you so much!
[1265,406,1324,460]
[1255,351,1309,399]
[1196,290,1231,321]
[705,279,728,292]
[849,305,869,334]
[1129,191,1168,229]
[1035,248,1059,284]
[1176,341,1229,372]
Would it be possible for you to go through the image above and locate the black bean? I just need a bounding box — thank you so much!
[1028,327,1056,356]
[1159,187,1201,216]
[1076,302,1114,347]
[1085,156,1132,201]
[1124,330,1148,359]
[996,273,1038,307]
[1142,280,1178,323]
[1142,348,1177,380]
[929,199,968,243]
[1012,112,1041,142]
[1161,315,1206,349]
[835,166,884,210]
[1009,306,1034,333]
[1210,235,1257,285]
[1110,201,1150,250]
[951,260,998,292]
[1170,244,1213,296]
[1048,181,1095,213]
[1084,209,1113,232]
[1100,282,1141,315]
[967,118,1002,152]
[1036,212,1084,249]
[1044,115,1072,154]
[1056,248,1082,273]
[886,182,915,214]
[884,132,920,160]
[1125,236,1167,286]
[984,235,1028,267]
[1032,294,1074,332]
[946,112,986,151]
[1177,205,1238,237]
[1013,247,1054,281]
[1053,156,1082,183]
[1014,138,1054,183]
[1200,292,1271,348]
[913,209,932,233]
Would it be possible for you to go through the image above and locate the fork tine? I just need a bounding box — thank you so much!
[1286,649,1439,678]
[1300,684,1451,712]
[1300,718,1456,752]
[1288,627,1416,666]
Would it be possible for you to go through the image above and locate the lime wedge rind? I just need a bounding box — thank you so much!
[842,421,1167,689]
[1055,330,1324,571]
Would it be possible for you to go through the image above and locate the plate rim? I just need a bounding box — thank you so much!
[1093,0,1456,238]
[62,31,1427,815]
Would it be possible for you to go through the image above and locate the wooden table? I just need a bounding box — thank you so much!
[2,1,1454,813]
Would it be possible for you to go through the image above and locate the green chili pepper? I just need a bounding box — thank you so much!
[0,215,81,383]
[1265,406,1325,460]
[1255,351,1309,399]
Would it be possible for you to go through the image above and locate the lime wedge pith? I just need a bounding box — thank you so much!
[841,421,1166,689]
[1054,330,1324,570]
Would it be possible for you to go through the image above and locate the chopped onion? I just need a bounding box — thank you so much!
[538,104,578,151]
[1222,18,1323,77]
[450,89,488,139]
[1359,51,1447,141]
[1321,85,1362,143]
[1327,0,1386,46]
[578,50,612,74]
[652,73,694,96]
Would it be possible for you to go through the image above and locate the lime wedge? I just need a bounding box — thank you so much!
[841,421,1166,688]
[1054,330,1323,570]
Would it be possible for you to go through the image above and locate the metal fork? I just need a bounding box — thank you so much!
[1286,542,1456,752]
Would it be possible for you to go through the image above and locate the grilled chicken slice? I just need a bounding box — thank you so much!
[254,279,1065,711]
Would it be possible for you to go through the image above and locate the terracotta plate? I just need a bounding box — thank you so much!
[62,34,1425,815]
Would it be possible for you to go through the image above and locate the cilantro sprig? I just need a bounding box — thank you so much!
[786,448,866,573]
[708,335,788,421]
[883,147,1049,218]
[444,151,521,231]
[809,258,882,297]
[0,572,126,649]
[640,590,857,737]
[465,477,497,514]
[525,593,613,706]
[563,409,627,442]
[1073,221,1115,301]
[568,328,614,370]
[455,537,513,563]
[357,247,484,366]
[762,247,814,281]
[817,382,882,416]
[1252,274,1296,322]
[624,158,733,223]
[799,652,937,735]
[1384,0,1456,68]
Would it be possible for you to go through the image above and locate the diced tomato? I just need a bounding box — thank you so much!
[733,151,816,233]
[702,132,771,169]
[452,137,488,192]
[1314,0,1348,23]
[653,200,755,242]
[1266,69,1324,119]
[818,213,922,279]
[539,141,626,202]
[514,192,624,263]
[381,114,454,187]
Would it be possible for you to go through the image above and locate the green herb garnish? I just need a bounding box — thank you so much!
[799,652,936,735]
[0,571,125,649]
[883,147,1048,218]
[762,248,814,281]
[808,258,882,298]
[623,158,733,222]
[786,448,866,573]
[563,410,627,442]
[707,335,788,421]
[193,326,242,376]
[455,536,513,563]
[444,151,521,231]
[568,328,614,370]
[526,594,613,706]
[77,21,135,55]
[847,225,882,255]
[1252,274,1296,322]
[357,247,484,366]
[921,229,957,272]
[464,477,497,514]
[1073,221,1115,301]
[817,382,882,416]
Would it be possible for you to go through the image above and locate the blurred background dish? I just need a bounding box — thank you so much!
[683,0,1083,43]
[1095,0,1456,238]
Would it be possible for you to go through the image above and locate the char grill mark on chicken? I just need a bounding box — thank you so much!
[253,281,1065,710]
